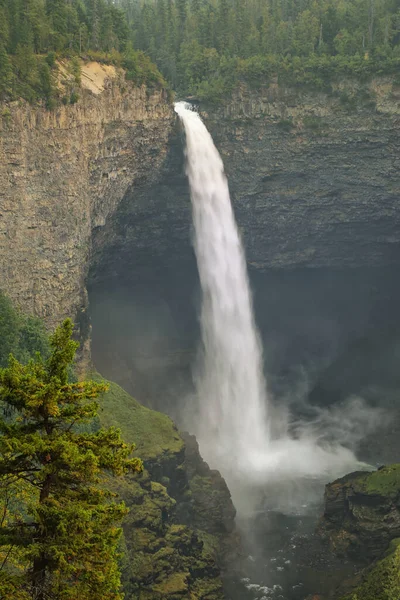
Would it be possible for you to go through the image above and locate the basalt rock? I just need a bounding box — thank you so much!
[205,79,400,271]
[0,61,174,359]
[2,73,400,358]
[318,465,400,563]
[90,77,400,299]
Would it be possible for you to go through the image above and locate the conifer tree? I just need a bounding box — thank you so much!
[0,319,142,600]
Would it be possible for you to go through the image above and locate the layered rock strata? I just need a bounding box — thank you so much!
[0,62,173,345]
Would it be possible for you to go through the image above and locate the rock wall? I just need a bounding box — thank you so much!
[206,78,400,269]
[315,465,400,599]
[98,379,240,599]
[90,77,400,293]
[318,465,400,562]
[2,72,400,345]
[0,62,174,346]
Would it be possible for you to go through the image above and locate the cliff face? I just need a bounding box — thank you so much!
[98,379,240,599]
[0,62,173,346]
[315,465,400,600]
[90,77,400,301]
[206,77,400,270]
[318,465,400,562]
[2,73,400,339]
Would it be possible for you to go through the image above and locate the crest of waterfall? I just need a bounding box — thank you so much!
[175,101,370,511]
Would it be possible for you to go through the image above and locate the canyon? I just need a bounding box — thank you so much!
[1,64,400,599]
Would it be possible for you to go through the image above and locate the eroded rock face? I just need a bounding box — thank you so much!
[0,66,173,351]
[2,75,400,356]
[318,465,400,562]
[205,78,400,270]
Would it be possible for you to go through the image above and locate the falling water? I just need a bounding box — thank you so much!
[175,101,270,475]
[175,102,369,505]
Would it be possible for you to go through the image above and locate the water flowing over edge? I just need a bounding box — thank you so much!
[175,101,371,513]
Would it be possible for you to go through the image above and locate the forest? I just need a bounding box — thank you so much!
[124,0,400,99]
[0,0,165,104]
[1,0,400,103]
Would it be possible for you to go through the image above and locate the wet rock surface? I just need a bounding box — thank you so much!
[98,379,240,599]
[318,465,400,562]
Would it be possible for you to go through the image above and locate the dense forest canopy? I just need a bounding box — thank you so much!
[1,0,400,103]
[120,0,400,98]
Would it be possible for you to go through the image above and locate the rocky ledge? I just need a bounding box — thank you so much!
[316,464,400,599]
[318,464,400,561]
[96,377,240,599]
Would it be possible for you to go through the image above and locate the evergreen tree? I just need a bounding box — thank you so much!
[0,319,142,600]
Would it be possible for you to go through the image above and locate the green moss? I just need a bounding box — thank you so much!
[93,375,184,461]
[302,115,328,133]
[190,576,224,599]
[89,376,225,599]
[276,117,294,131]
[125,490,171,529]
[196,532,219,562]
[363,465,400,497]
[152,571,189,594]
[341,539,400,600]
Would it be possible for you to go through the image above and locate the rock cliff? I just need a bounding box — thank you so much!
[0,62,173,351]
[318,465,400,562]
[208,78,400,269]
[90,76,400,296]
[315,465,400,599]
[2,73,400,345]
[97,378,240,599]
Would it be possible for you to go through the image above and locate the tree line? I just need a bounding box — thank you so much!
[117,0,400,100]
[1,0,400,105]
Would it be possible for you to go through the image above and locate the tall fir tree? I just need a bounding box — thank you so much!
[0,319,142,600]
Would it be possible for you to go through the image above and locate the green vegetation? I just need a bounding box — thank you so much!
[96,376,184,462]
[118,0,400,101]
[0,318,142,600]
[363,464,400,497]
[0,0,165,105]
[98,385,225,599]
[2,0,400,106]
[0,291,50,367]
[341,539,400,600]
[0,297,226,598]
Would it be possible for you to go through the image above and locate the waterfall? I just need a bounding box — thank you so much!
[175,102,367,507]
[175,101,270,475]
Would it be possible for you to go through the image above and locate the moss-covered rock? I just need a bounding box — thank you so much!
[340,538,400,600]
[318,465,400,562]
[96,376,184,463]
[96,377,237,599]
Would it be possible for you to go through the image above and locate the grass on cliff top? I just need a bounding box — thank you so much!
[341,538,400,600]
[93,374,184,461]
[362,464,400,497]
